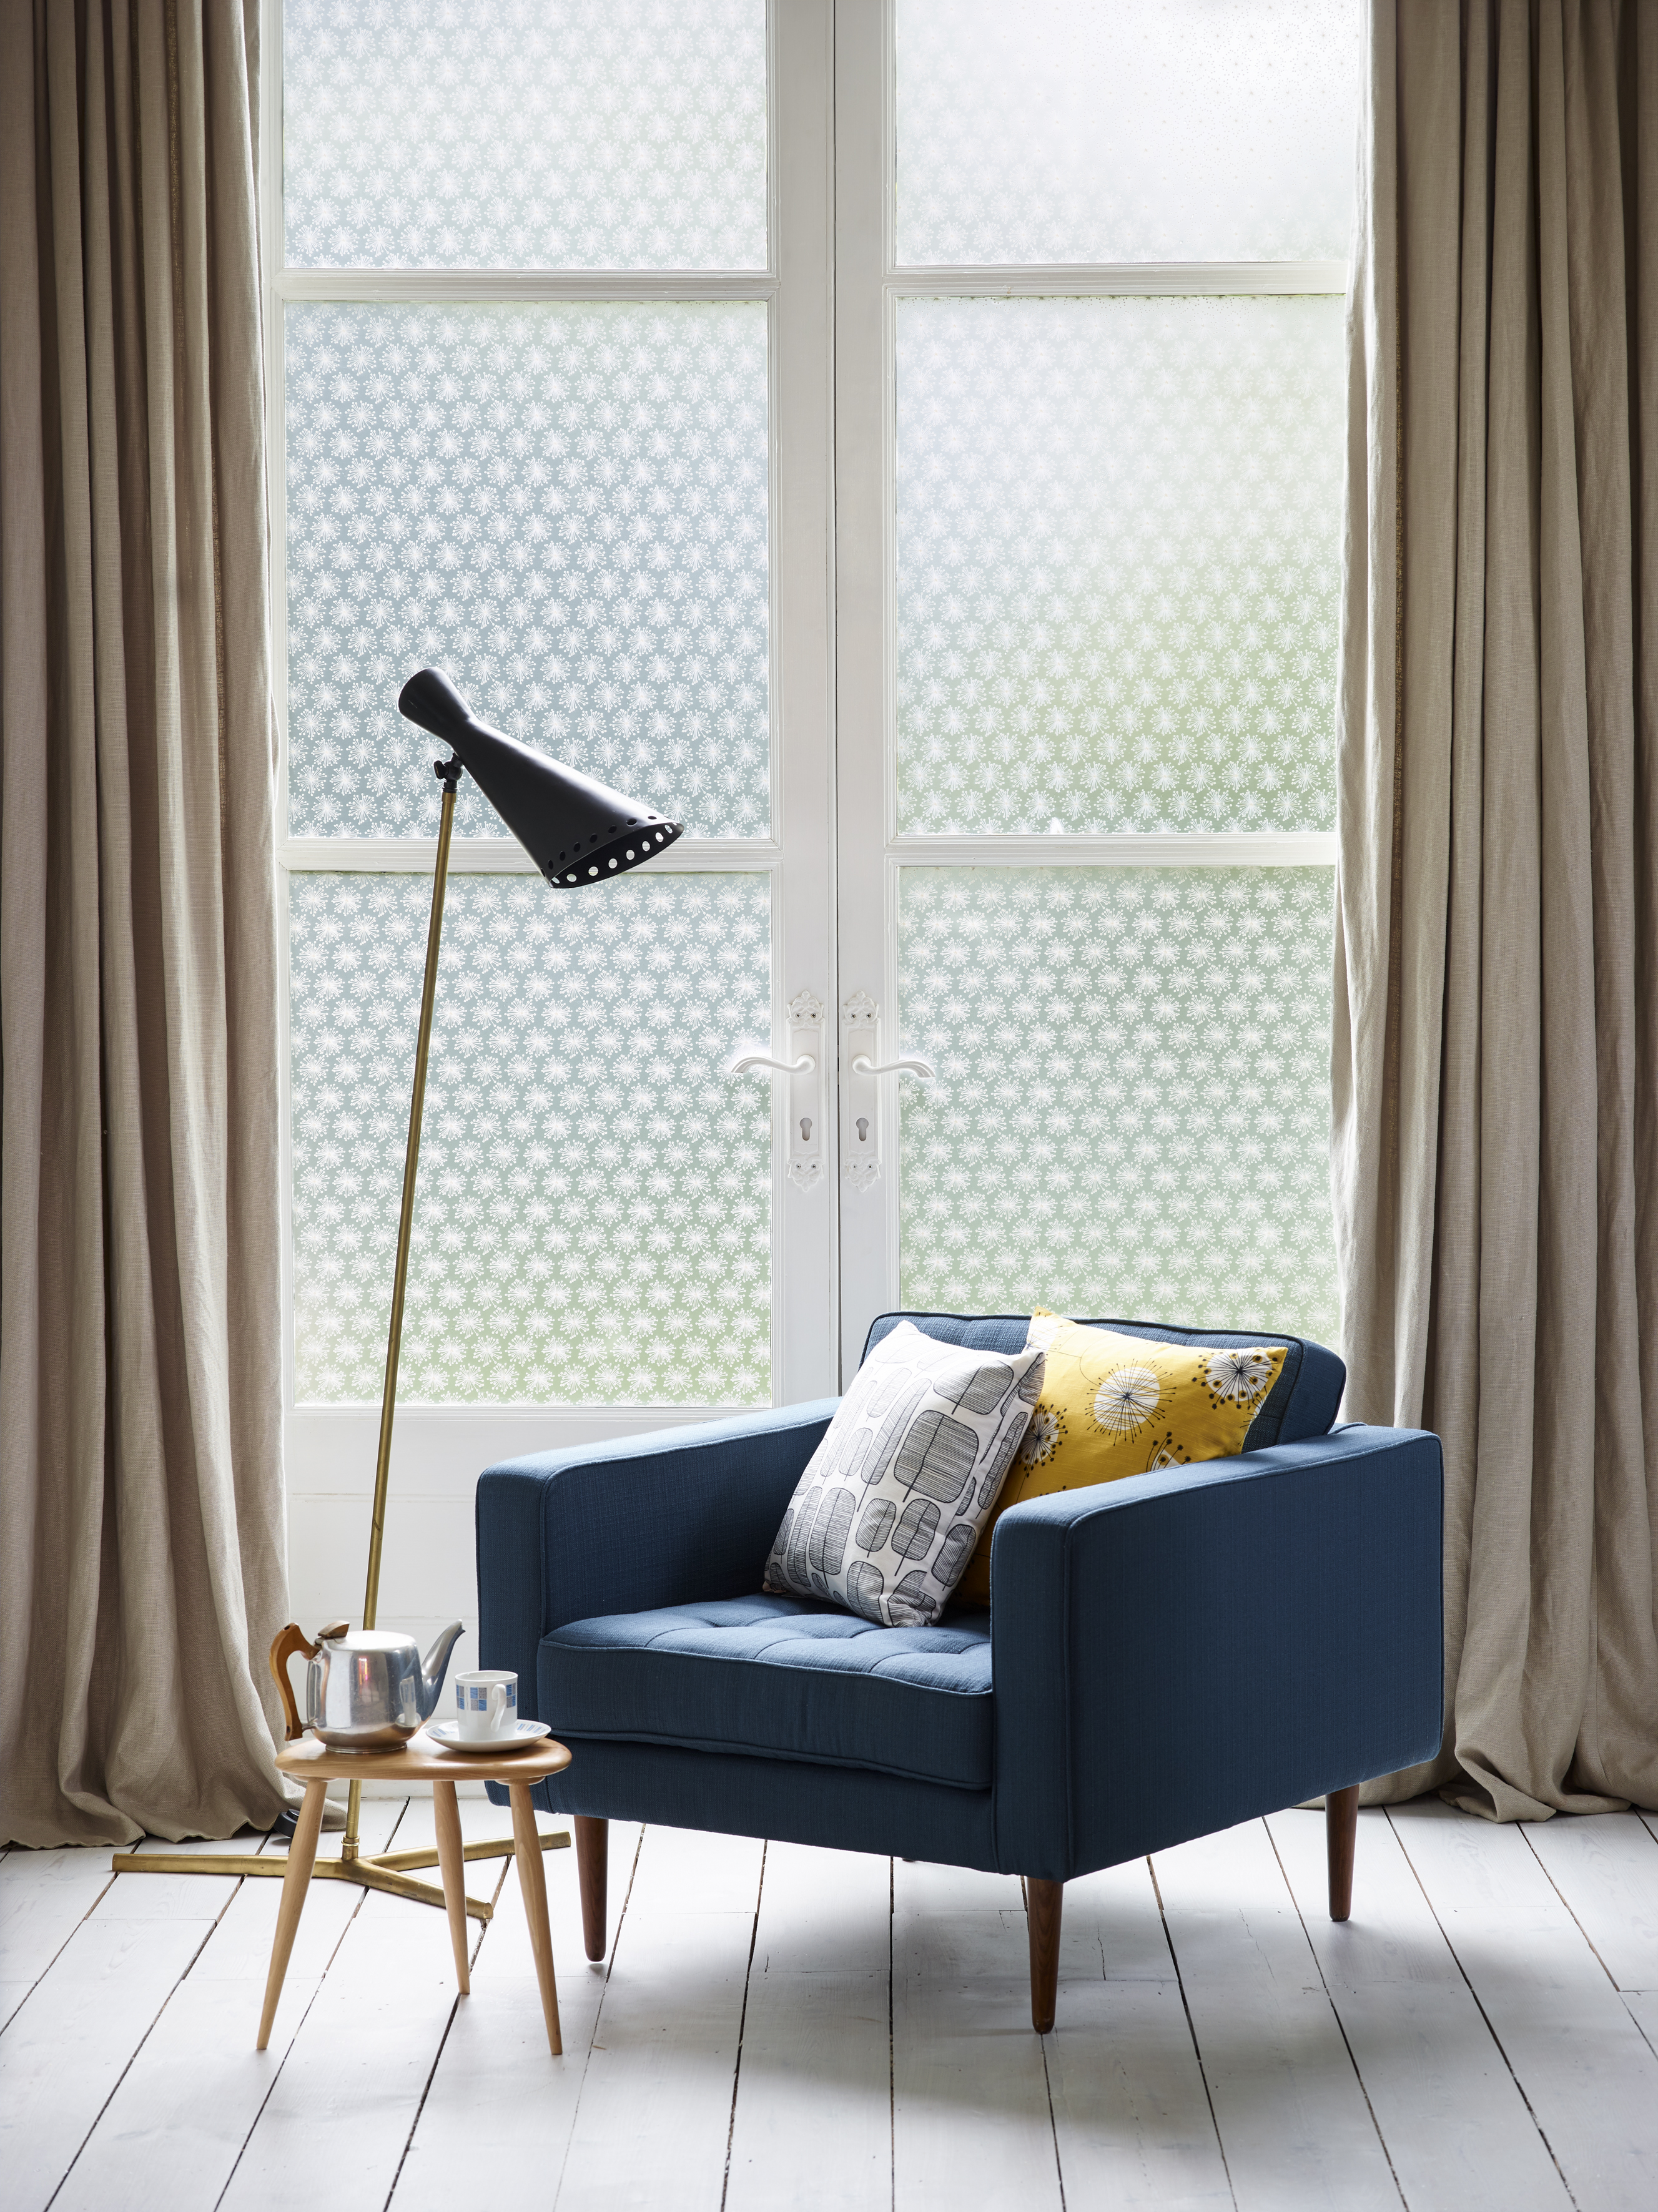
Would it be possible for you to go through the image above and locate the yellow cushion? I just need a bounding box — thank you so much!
[953,1312,1287,1605]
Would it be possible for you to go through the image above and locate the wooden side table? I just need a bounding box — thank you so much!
[262,1732,575,2056]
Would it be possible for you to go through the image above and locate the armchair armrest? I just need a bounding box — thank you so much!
[990,1425,1443,1880]
[476,1401,836,1719]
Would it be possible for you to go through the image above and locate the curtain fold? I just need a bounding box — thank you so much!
[1,0,289,1846]
[1335,0,1657,1820]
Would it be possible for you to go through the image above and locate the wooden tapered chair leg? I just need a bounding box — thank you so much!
[1027,1877,1063,2033]
[510,1782,563,2056]
[257,1780,325,2050]
[575,1816,608,1962]
[432,1777,471,1994]
[1327,1784,1359,1921]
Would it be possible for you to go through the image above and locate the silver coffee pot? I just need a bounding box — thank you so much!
[270,1618,465,1749]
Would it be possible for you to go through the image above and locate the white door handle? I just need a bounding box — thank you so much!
[841,996,934,1189]
[728,1050,816,1077]
[726,991,827,1191]
[849,1053,934,1080]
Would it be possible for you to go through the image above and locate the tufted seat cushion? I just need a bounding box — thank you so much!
[540,1593,994,1789]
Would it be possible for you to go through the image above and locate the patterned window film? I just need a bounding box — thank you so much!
[284,302,771,842]
[895,0,1361,267]
[280,9,778,1410]
[288,873,774,1405]
[895,295,1346,837]
[896,868,1340,1348]
[282,0,769,271]
[886,4,1355,1355]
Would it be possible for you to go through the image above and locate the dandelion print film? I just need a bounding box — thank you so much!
[289,872,772,1403]
[282,0,768,272]
[284,302,770,842]
[896,0,1360,267]
[896,867,1340,1346]
[895,295,1346,835]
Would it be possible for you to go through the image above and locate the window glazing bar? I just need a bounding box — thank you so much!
[886,832,1338,867]
[278,837,781,873]
[887,260,1348,297]
[274,269,779,302]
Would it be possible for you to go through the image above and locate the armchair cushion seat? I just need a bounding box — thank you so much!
[542,1593,994,1788]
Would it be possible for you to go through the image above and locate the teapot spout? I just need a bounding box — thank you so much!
[417,1621,465,1721]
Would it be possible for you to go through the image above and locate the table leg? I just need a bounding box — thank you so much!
[258,1780,325,2049]
[510,1782,562,2056]
[432,1777,471,1995]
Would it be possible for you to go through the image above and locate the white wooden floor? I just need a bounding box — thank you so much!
[4,1796,1658,2212]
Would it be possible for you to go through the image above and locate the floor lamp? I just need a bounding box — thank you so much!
[114,669,683,1912]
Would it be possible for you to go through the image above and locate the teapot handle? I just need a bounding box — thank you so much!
[269,1623,319,1743]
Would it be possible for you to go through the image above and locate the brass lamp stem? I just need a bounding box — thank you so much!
[344,766,461,1861]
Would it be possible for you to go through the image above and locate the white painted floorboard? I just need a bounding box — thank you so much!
[724,1844,891,2212]
[4,1798,1657,2212]
[558,1825,767,2212]
[1266,1807,1571,2212]
[1152,1819,1401,2212]
[392,1819,645,2212]
[1388,1798,1658,2212]
[1045,1857,1231,2210]
[218,1800,465,2212]
[54,1865,363,2212]
[1521,1810,1658,1992]
[0,1841,121,2023]
[1624,1990,1658,2058]
[0,1854,240,2212]
[891,1861,1062,2212]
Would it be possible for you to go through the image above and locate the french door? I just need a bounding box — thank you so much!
[274,0,1355,1649]
[832,1,1353,1376]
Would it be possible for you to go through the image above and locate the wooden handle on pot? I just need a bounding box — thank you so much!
[269,1623,319,1742]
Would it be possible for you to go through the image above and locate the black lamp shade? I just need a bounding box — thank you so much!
[397,667,684,886]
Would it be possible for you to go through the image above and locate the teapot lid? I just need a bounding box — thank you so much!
[317,1621,417,1652]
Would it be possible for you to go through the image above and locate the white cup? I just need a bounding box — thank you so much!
[453,1668,518,1742]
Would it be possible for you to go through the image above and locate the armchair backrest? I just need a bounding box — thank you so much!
[861,1312,1345,1451]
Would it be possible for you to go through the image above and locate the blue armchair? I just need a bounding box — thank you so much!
[476,1312,1443,2030]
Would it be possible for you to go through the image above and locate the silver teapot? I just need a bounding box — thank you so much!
[270,1618,465,1749]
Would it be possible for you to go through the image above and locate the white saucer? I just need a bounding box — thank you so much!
[425,1719,552,1756]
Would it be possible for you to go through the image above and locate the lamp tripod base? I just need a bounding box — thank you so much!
[111,1829,569,1922]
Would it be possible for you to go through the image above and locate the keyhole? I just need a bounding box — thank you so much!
[856,1116,870,1144]
[799,1116,813,1144]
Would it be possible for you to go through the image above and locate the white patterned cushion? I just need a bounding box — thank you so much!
[762,1322,1045,1625]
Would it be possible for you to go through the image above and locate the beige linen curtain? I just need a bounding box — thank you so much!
[1,0,290,1844]
[1335,0,1657,1819]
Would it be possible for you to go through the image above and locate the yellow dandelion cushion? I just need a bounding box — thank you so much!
[952,1311,1288,1605]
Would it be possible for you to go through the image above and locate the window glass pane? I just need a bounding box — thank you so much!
[282,0,768,270]
[896,296,1344,836]
[289,872,772,1404]
[897,867,1338,1346]
[285,302,770,840]
[896,0,1360,266]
